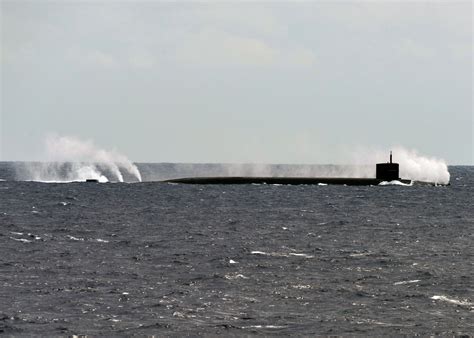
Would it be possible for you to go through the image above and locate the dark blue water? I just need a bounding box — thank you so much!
[0,163,472,335]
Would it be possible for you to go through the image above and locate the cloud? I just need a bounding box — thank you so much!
[128,50,156,69]
[395,38,435,60]
[177,29,276,66]
[84,50,119,68]
[65,45,157,70]
[285,47,316,67]
[175,29,315,68]
[188,5,283,37]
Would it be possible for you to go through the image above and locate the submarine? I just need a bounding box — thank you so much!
[164,152,443,186]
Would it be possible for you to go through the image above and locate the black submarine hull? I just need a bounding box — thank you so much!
[164,177,425,186]
[163,154,447,186]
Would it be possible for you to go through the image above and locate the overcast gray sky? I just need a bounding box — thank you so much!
[1,1,472,164]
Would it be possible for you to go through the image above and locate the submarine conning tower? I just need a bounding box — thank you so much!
[376,151,400,181]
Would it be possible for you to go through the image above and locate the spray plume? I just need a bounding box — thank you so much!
[215,146,450,185]
[351,146,450,184]
[21,135,142,183]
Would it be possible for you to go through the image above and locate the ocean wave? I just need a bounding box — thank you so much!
[431,295,473,307]
[393,279,420,285]
[27,179,107,184]
[378,180,413,186]
[250,250,314,258]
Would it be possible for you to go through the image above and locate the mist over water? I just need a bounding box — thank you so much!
[11,137,448,185]
[170,147,448,185]
[17,135,142,183]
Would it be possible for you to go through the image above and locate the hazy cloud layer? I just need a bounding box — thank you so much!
[1,1,472,164]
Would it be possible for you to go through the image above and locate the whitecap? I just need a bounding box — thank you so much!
[242,325,287,329]
[27,179,74,183]
[250,251,314,258]
[10,237,32,243]
[251,251,270,255]
[30,177,109,183]
[349,252,371,257]
[292,284,312,289]
[379,180,413,186]
[225,273,249,280]
[96,239,109,243]
[250,251,287,257]
[393,280,420,285]
[431,295,473,307]
[288,252,314,258]
[67,235,84,241]
[354,318,407,327]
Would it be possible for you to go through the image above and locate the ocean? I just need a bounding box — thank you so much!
[0,162,472,335]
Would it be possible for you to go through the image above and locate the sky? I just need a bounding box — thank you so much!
[1,1,472,164]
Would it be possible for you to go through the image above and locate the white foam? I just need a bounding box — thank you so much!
[250,251,314,258]
[96,239,109,243]
[288,252,314,258]
[292,284,312,289]
[26,167,108,183]
[242,325,287,329]
[354,318,406,327]
[350,252,371,257]
[393,279,420,285]
[67,235,84,241]
[379,180,413,186]
[225,273,249,280]
[10,237,32,243]
[29,177,108,183]
[431,295,473,307]
[251,251,270,255]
